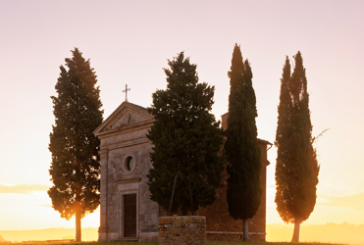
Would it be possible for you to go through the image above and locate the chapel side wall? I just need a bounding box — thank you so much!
[196,168,243,240]
[196,142,268,242]
[249,142,267,241]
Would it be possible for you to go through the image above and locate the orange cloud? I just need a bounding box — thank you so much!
[318,193,364,211]
[0,184,49,194]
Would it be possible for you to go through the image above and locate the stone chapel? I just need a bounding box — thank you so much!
[93,101,272,242]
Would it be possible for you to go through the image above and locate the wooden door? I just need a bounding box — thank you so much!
[124,194,137,237]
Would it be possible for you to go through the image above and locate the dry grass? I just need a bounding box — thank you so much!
[208,242,346,245]
[0,241,348,245]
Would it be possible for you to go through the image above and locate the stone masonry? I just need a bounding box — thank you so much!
[159,216,206,245]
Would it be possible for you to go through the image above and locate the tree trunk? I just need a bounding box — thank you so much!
[75,210,82,242]
[291,217,301,242]
[243,219,249,241]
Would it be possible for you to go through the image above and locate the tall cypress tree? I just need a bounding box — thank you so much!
[275,52,319,242]
[48,48,103,242]
[147,52,224,215]
[225,44,261,241]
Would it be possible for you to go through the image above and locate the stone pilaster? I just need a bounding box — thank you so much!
[98,149,109,242]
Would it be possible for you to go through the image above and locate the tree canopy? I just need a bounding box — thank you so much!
[225,44,261,241]
[147,52,225,215]
[275,52,319,242]
[48,48,103,242]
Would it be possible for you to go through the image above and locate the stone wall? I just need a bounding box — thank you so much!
[159,216,206,245]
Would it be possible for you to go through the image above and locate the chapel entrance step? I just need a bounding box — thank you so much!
[115,237,139,242]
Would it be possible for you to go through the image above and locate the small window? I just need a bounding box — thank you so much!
[125,156,135,172]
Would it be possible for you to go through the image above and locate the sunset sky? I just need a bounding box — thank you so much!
[1,0,364,233]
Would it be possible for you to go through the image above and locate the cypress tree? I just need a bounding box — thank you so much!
[147,52,225,215]
[225,44,261,241]
[48,48,103,242]
[275,52,319,242]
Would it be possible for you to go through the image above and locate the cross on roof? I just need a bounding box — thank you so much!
[122,84,131,102]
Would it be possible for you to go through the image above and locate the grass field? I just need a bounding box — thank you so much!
[0,241,347,245]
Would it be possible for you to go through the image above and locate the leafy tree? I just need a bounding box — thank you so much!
[275,52,319,242]
[225,44,261,241]
[48,48,103,242]
[147,52,225,215]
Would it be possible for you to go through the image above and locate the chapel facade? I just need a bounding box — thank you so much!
[93,102,271,242]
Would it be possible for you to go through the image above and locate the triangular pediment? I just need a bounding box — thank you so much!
[94,102,153,136]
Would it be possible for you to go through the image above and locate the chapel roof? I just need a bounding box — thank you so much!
[93,101,152,136]
[95,102,272,146]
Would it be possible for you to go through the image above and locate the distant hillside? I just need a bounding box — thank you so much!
[267,223,364,244]
[0,227,97,242]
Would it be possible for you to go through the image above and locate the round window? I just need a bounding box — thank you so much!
[125,156,135,171]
